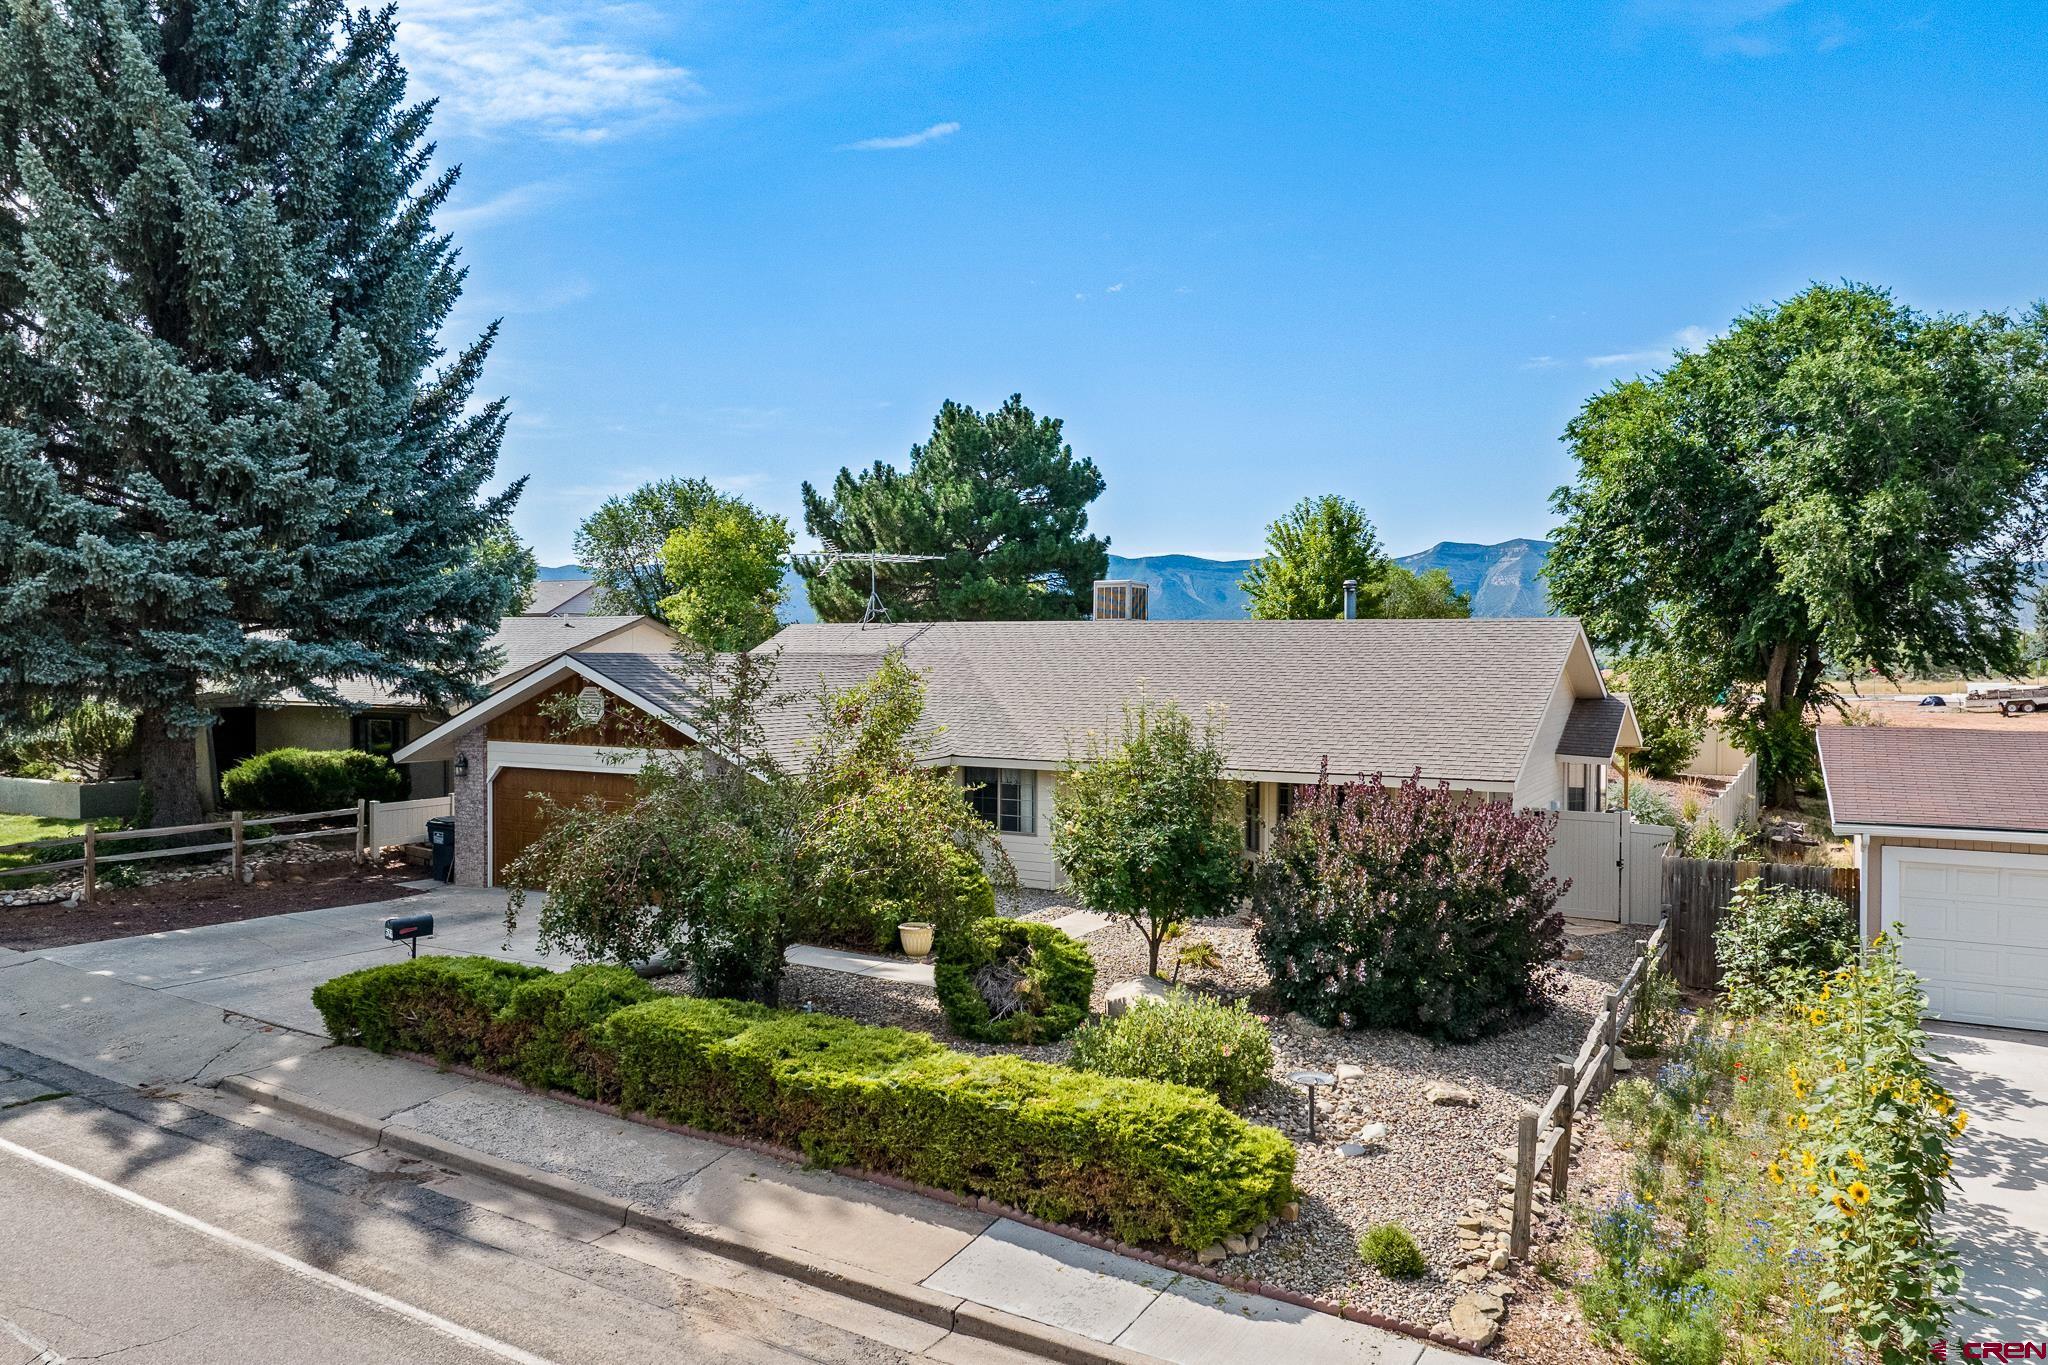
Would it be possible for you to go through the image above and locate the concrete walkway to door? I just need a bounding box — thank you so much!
[1929,1023,2048,1340]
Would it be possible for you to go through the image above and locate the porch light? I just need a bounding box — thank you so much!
[454,753,469,778]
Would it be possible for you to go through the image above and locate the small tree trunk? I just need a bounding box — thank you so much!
[133,708,206,828]
[1144,919,1165,978]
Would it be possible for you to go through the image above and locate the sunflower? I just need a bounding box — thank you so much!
[1831,1193,1855,1215]
[1847,1181,1872,1206]
[1808,1006,1827,1026]
[1953,1110,1970,1134]
[1767,1161,1785,1186]
[1846,1149,1866,1172]
[1794,1113,1812,1132]
[1800,1150,1817,1175]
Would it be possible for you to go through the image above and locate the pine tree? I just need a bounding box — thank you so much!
[799,395,1109,621]
[0,0,524,824]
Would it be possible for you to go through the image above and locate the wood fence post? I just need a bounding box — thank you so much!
[1600,990,1620,1091]
[355,799,368,861]
[1511,1109,1538,1259]
[1551,1061,1575,1202]
[81,824,96,905]
[231,811,245,883]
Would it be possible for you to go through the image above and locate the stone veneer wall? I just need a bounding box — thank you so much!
[453,728,488,886]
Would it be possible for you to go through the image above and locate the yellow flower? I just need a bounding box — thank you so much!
[1808,1007,1827,1026]
[1767,1161,1785,1185]
[1932,1094,1954,1116]
[1847,1181,1872,1206]
[1831,1193,1855,1215]
[1800,1150,1817,1175]
[1819,985,1832,1002]
[1847,1149,1866,1171]
[1794,1113,1812,1132]
[1807,1183,1819,1196]
[1953,1111,1970,1134]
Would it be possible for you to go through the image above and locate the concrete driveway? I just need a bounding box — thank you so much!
[1931,1023,2048,1340]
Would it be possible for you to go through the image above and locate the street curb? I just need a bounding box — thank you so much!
[219,1055,1483,1360]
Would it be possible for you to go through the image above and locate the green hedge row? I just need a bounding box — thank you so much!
[312,957,1294,1250]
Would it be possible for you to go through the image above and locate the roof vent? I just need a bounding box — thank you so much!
[1092,579,1148,621]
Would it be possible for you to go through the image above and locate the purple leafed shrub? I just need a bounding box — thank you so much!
[1252,770,1568,1041]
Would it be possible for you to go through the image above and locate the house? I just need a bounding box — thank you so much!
[1818,725,2048,1030]
[394,615,1642,897]
[522,578,599,616]
[199,614,679,805]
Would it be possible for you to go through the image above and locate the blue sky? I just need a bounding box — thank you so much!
[403,1,2048,564]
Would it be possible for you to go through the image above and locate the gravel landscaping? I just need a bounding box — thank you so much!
[660,901,1651,1330]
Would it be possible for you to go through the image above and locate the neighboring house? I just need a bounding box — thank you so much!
[199,614,679,806]
[1818,726,2048,1031]
[522,578,599,616]
[395,615,1641,897]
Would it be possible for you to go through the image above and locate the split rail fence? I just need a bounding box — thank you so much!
[1506,918,1669,1257]
[0,795,450,904]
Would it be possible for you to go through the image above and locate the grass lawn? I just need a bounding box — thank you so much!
[0,813,88,874]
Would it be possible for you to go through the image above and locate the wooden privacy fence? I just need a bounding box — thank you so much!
[0,803,371,903]
[1664,858,1859,990]
[1507,919,1669,1258]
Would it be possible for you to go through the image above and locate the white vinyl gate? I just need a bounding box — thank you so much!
[1550,810,1675,924]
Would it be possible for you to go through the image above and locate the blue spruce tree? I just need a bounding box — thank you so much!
[0,0,525,824]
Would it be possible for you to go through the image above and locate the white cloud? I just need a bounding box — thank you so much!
[438,181,561,231]
[1584,325,1712,369]
[397,0,698,141]
[841,121,960,151]
[1105,281,1125,293]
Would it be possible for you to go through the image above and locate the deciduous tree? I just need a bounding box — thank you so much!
[658,500,792,651]
[0,0,523,824]
[1548,285,2048,804]
[800,395,1109,621]
[1241,495,1388,620]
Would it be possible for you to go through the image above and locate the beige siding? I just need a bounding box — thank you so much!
[254,706,351,751]
[1513,671,1579,811]
[576,619,682,656]
[996,769,1062,890]
[1861,834,2047,938]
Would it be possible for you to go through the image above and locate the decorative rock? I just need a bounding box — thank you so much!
[1336,1142,1368,1159]
[1354,1121,1389,1145]
[1223,1233,1248,1255]
[1561,947,1587,962]
[1105,976,1171,1017]
[1487,1249,1510,1272]
[1426,1083,1479,1107]
[1470,1291,1506,1317]
[1456,1214,1485,1232]
[1197,1243,1227,1265]
[1450,1297,1502,1347]
[1332,1062,1365,1085]
[1279,1202,1300,1223]
[1612,1055,1634,1074]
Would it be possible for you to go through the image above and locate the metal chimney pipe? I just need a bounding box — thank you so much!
[1342,579,1357,620]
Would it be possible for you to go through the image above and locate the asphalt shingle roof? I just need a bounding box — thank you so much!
[1558,696,1630,759]
[1819,726,2048,836]
[244,616,655,710]
[522,579,595,615]
[575,617,1591,785]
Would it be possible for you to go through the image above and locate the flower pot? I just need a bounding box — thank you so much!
[898,921,935,957]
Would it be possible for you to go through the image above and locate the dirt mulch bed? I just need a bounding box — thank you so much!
[0,857,422,951]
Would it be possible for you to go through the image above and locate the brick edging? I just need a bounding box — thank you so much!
[391,1050,1487,1356]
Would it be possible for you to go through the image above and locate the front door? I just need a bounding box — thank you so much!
[489,767,639,887]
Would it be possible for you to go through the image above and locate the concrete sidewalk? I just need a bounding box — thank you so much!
[221,1045,1466,1365]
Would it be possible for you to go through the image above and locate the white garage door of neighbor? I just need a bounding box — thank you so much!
[1881,845,2048,1031]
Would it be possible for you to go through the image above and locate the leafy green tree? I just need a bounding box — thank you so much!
[573,477,724,618]
[1052,700,1242,976]
[1548,285,2048,804]
[1241,495,1389,620]
[1375,565,1472,620]
[479,527,540,613]
[1607,654,1706,780]
[0,0,523,825]
[658,500,792,651]
[795,652,1014,951]
[800,395,1109,621]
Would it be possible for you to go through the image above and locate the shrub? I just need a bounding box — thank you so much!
[1252,772,1566,1040]
[935,917,1095,1044]
[313,956,1295,1250]
[1713,879,1857,1016]
[1358,1223,1427,1279]
[221,746,407,812]
[1069,989,1273,1106]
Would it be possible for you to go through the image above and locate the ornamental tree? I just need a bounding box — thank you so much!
[1052,699,1243,977]
[1548,284,2048,804]
[0,0,524,824]
[799,395,1109,621]
[1252,771,1566,1041]
[1240,495,1469,620]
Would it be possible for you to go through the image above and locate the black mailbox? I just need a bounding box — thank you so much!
[384,912,434,957]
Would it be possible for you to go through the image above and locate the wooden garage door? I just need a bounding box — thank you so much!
[491,767,639,887]
[1884,845,2048,1031]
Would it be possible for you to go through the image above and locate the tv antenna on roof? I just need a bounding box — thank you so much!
[790,548,943,624]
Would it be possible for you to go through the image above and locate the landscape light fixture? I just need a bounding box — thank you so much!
[1289,1069,1337,1141]
[384,912,435,959]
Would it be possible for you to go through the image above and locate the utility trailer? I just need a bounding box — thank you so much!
[1963,684,2048,716]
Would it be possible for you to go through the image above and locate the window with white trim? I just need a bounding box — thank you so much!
[962,767,1037,836]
